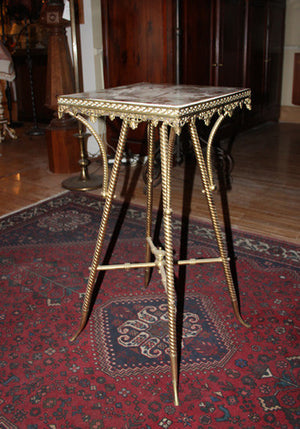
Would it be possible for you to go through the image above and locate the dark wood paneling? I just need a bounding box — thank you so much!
[217,0,246,87]
[102,0,175,87]
[181,0,211,85]
[101,0,175,153]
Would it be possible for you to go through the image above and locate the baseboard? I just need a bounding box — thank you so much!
[279,106,300,123]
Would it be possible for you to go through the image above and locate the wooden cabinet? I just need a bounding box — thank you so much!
[101,0,175,153]
[102,0,175,87]
[101,0,286,152]
[181,0,246,87]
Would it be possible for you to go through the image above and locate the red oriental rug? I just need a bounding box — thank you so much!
[0,191,299,428]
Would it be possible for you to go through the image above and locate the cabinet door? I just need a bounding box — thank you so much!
[101,0,175,153]
[182,0,246,88]
[213,0,246,87]
[101,0,175,87]
[181,0,212,85]
[263,0,285,121]
[245,0,267,126]
[245,0,285,126]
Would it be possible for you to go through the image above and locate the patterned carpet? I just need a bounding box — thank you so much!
[0,191,299,428]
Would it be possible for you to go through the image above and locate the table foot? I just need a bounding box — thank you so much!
[232,301,251,328]
[70,312,88,342]
[144,266,151,288]
[170,353,179,406]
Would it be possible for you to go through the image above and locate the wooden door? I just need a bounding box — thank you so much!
[181,0,212,85]
[213,0,246,87]
[245,0,285,126]
[244,0,268,126]
[101,0,175,87]
[101,0,175,153]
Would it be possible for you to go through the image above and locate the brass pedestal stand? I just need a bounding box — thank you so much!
[62,122,102,191]
[0,86,17,141]
[61,0,102,191]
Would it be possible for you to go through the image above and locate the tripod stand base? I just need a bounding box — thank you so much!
[62,173,102,191]
[0,120,18,142]
[27,126,45,136]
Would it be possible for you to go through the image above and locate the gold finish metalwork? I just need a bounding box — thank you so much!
[62,0,102,192]
[70,120,129,342]
[62,122,102,191]
[58,86,251,132]
[0,118,17,142]
[145,122,155,287]
[65,111,109,196]
[59,83,252,405]
[189,119,250,329]
[159,122,179,404]
[0,90,17,142]
[94,255,223,271]
[207,114,225,190]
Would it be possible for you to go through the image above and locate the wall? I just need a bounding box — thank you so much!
[280,0,300,122]
[65,0,104,155]
[80,0,105,155]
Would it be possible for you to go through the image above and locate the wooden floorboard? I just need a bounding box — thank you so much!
[0,122,299,244]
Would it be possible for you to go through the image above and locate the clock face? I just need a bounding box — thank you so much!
[47,11,60,24]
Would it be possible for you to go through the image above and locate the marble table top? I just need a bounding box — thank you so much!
[58,83,251,129]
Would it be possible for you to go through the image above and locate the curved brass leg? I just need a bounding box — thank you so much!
[206,114,225,190]
[159,123,179,406]
[145,122,154,287]
[66,110,109,196]
[188,119,250,329]
[71,120,129,342]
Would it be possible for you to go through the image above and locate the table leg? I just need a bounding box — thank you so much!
[159,123,179,406]
[188,119,250,328]
[145,122,154,287]
[71,119,130,342]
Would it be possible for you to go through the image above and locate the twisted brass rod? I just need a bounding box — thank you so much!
[145,122,155,287]
[70,120,129,342]
[188,119,250,329]
[159,123,179,406]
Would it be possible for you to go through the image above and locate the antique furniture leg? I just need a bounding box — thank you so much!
[159,123,179,405]
[189,118,250,328]
[71,119,129,341]
[145,122,155,287]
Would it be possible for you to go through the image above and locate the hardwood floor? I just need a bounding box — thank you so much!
[0,122,299,244]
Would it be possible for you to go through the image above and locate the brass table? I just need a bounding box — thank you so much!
[58,83,251,406]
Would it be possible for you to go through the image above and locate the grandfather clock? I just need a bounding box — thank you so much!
[41,0,81,174]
